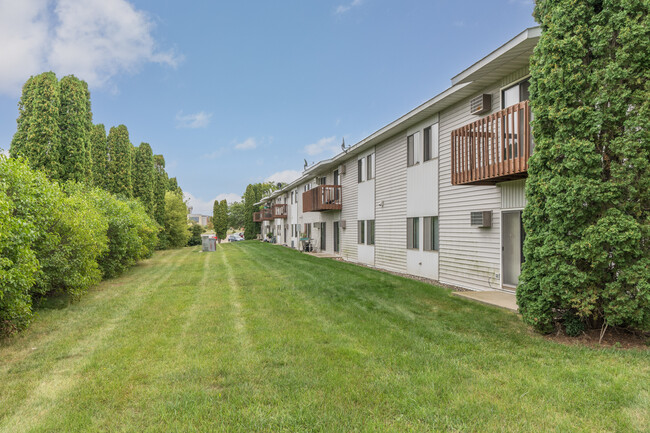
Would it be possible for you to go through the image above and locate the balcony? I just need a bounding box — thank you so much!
[261,208,273,221]
[451,100,532,185]
[253,211,262,222]
[302,185,342,212]
[272,203,288,219]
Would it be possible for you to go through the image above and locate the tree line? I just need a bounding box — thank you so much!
[1,72,190,335]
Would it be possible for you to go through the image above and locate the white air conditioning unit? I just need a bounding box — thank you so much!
[470,94,491,115]
[340,220,346,229]
[313,222,319,228]
[340,164,346,175]
[471,211,492,228]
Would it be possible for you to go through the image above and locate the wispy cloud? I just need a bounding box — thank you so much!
[202,147,228,159]
[304,136,340,157]
[0,0,181,97]
[234,137,257,151]
[184,192,242,215]
[175,111,212,129]
[265,169,301,184]
[335,0,363,15]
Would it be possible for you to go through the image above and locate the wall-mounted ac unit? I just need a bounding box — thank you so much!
[313,222,319,228]
[340,220,346,229]
[470,94,491,115]
[340,164,346,175]
[471,211,492,228]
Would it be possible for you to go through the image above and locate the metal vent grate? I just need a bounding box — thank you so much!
[470,211,492,228]
[470,94,492,115]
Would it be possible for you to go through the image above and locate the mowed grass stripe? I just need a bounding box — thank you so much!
[0,242,647,432]
[0,248,187,428]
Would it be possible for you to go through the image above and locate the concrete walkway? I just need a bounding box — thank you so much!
[452,290,518,312]
[304,251,339,259]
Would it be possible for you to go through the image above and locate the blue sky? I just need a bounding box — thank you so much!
[0,0,535,214]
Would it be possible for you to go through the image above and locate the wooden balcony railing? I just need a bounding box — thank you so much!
[272,203,288,218]
[253,211,262,222]
[261,208,273,221]
[302,185,342,212]
[451,100,533,185]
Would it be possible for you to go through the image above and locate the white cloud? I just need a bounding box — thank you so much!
[184,192,242,215]
[202,147,228,159]
[0,0,180,97]
[304,136,340,156]
[175,111,212,129]
[335,0,363,14]
[234,137,257,151]
[265,169,301,184]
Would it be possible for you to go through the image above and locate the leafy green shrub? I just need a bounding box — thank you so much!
[187,223,203,246]
[563,312,586,337]
[519,1,650,333]
[160,191,189,249]
[0,157,39,334]
[86,189,157,279]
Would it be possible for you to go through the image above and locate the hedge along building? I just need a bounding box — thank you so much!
[258,27,540,293]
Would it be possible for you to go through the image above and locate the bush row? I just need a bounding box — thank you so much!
[0,156,157,335]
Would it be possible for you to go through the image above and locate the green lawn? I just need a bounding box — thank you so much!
[1,242,648,432]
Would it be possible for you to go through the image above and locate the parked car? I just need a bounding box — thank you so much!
[228,234,244,242]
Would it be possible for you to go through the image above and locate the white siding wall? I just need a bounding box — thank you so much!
[500,179,527,210]
[439,66,530,291]
[375,133,408,273]
[341,159,358,261]
[405,116,440,279]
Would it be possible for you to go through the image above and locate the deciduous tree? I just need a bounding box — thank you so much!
[133,143,155,216]
[58,75,93,183]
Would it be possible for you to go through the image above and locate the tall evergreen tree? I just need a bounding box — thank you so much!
[58,75,92,183]
[106,125,132,197]
[10,72,61,178]
[243,184,258,240]
[153,154,168,227]
[518,0,650,333]
[90,124,108,188]
[133,143,155,216]
[214,199,228,242]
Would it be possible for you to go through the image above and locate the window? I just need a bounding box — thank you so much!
[358,220,365,244]
[502,78,530,108]
[319,176,327,185]
[333,169,339,185]
[407,217,419,249]
[367,220,375,245]
[303,223,311,238]
[407,134,415,167]
[366,154,375,180]
[291,191,294,204]
[357,158,366,183]
[423,216,439,251]
[423,126,432,162]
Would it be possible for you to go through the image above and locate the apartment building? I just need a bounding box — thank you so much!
[257,27,539,293]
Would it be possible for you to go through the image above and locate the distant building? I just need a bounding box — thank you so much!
[188,214,210,226]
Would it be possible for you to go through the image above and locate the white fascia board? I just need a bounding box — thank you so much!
[451,27,541,86]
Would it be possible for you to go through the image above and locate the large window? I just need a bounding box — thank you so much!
[367,220,375,245]
[357,158,365,183]
[423,126,432,162]
[407,134,415,167]
[502,78,530,108]
[358,220,365,244]
[423,216,439,251]
[407,217,419,249]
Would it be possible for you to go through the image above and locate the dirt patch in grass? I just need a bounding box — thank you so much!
[545,326,650,350]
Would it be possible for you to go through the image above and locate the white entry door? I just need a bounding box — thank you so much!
[502,211,523,288]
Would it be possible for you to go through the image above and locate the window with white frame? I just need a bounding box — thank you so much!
[366,153,375,180]
[423,216,439,251]
[407,217,419,249]
[358,220,365,244]
[366,220,375,245]
[357,157,366,183]
[407,134,415,167]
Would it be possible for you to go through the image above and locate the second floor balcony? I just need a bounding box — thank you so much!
[451,100,532,185]
[253,211,262,222]
[272,203,288,218]
[302,185,342,212]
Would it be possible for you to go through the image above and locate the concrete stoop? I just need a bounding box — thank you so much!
[452,290,518,312]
